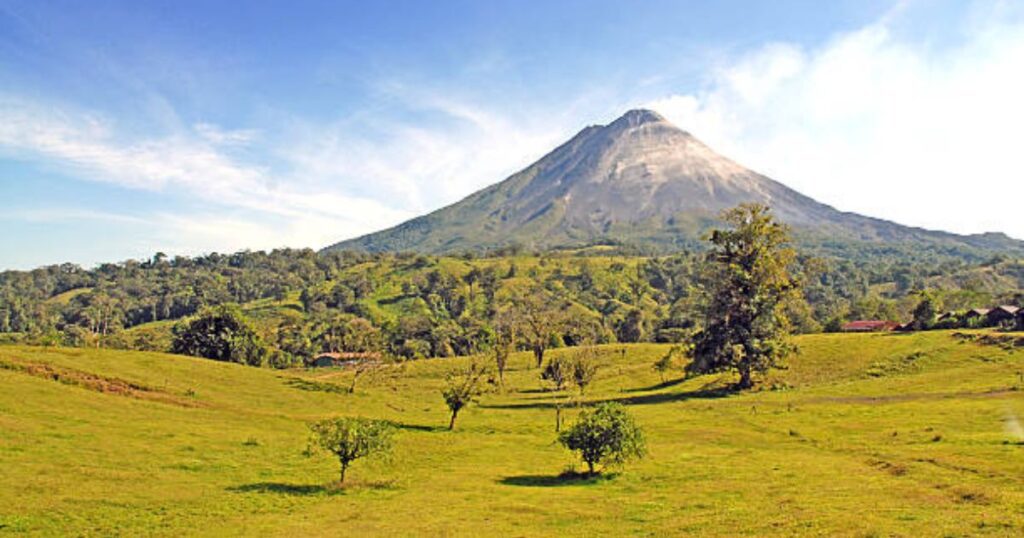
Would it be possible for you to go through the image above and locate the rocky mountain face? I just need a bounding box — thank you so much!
[325,109,1021,257]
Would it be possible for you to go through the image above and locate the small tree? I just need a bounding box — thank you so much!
[541,355,571,431]
[569,348,599,399]
[493,308,517,386]
[307,417,393,484]
[508,286,567,368]
[541,355,570,392]
[442,361,488,430]
[559,403,646,475]
[348,358,393,394]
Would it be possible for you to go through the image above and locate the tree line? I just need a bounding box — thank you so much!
[2,216,1023,362]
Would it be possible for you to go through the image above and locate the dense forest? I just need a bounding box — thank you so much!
[2,244,1023,367]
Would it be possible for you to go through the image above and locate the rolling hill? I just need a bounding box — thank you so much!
[325,109,1022,258]
[2,331,1023,535]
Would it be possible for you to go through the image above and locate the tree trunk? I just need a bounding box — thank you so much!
[448,409,458,430]
[533,346,544,368]
[738,362,752,389]
[555,404,561,432]
[340,463,347,484]
[586,461,595,476]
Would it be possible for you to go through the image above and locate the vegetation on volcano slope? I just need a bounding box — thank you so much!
[1,330,1022,536]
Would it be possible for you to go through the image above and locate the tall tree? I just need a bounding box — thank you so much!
[687,204,799,389]
[508,285,567,368]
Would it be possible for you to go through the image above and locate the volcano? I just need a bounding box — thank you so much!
[325,109,1020,257]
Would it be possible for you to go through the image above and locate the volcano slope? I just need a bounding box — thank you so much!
[1,330,1023,536]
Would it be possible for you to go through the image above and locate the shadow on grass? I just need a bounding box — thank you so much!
[386,420,447,433]
[281,377,348,394]
[623,377,687,393]
[230,479,397,496]
[481,386,735,410]
[228,482,343,496]
[515,387,552,394]
[499,472,618,487]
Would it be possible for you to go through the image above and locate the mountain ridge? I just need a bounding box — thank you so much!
[325,109,1023,258]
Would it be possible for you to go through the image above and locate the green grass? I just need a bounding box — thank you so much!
[1,331,1023,536]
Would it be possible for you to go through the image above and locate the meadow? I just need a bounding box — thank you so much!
[1,330,1023,536]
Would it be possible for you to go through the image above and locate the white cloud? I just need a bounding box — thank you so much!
[0,89,570,259]
[0,96,413,252]
[278,91,572,212]
[193,122,258,146]
[647,4,1024,238]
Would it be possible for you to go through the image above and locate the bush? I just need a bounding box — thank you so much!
[559,402,646,475]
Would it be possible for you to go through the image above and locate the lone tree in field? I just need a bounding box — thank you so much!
[569,348,599,399]
[559,402,646,475]
[492,307,517,386]
[307,417,393,484]
[509,286,567,368]
[687,204,799,389]
[442,360,488,430]
[541,355,572,431]
[348,358,401,394]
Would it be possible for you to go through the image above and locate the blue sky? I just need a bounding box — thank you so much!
[1,0,1022,269]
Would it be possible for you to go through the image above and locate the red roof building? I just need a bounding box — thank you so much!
[840,320,901,332]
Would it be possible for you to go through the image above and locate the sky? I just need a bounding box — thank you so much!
[1,0,1022,270]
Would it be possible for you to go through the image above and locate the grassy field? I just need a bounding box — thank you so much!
[1,331,1023,536]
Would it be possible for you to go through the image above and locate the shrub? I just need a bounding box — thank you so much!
[559,402,646,475]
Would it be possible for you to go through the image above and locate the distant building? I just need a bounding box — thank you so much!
[936,311,957,322]
[308,351,381,368]
[987,305,1021,327]
[963,308,991,323]
[841,320,901,332]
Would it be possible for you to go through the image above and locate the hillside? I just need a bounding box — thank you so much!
[2,331,1023,535]
[325,110,1023,259]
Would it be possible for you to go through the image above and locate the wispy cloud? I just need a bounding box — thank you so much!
[0,87,574,258]
[277,88,574,212]
[0,96,414,250]
[647,3,1024,238]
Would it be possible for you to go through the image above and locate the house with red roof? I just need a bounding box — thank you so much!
[840,320,901,332]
